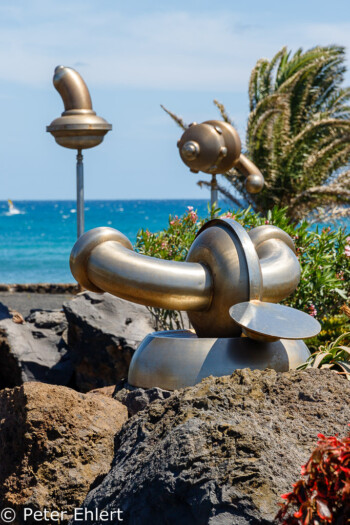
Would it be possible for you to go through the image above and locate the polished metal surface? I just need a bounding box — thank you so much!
[70,219,305,338]
[70,227,213,311]
[177,120,265,195]
[70,216,320,388]
[47,65,112,150]
[211,174,218,208]
[47,65,112,239]
[128,330,311,390]
[230,301,321,342]
[248,225,300,302]
[178,120,241,174]
[186,218,262,337]
[235,154,265,194]
[76,150,84,237]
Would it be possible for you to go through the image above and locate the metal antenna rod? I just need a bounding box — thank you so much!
[76,149,84,238]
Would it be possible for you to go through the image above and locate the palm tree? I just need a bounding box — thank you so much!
[163,45,350,220]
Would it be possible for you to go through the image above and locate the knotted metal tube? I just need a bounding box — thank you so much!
[248,226,300,303]
[70,220,300,337]
[70,227,212,311]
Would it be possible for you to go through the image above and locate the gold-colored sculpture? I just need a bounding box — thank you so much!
[70,218,320,390]
[177,120,265,205]
[57,87,318,389]
[47,66,112,238]
[47,65,111,150]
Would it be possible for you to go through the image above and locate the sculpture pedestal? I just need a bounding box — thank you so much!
[128,330,310,391]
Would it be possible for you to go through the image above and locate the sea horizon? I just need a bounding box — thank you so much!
[1,199,349,284]
[0,199,226,284]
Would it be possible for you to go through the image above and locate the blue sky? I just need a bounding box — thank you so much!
[1,0,350,200]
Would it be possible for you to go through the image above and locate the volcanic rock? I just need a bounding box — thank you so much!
[0,310,73,389]
[72,368,350,525]
[63,292,156,392]
[114,384,172,416]
[88,385,116,398]
[0,382,128,524]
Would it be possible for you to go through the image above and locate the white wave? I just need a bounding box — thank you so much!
[4,208,25,216]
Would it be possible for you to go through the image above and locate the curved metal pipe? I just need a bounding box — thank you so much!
[70,227,212,311]
[235,154,262,178]
[53,65,93,113]
[70,222,301,337]
[248,226,300,303]
[47,66,112,150]
[234,154,265,194]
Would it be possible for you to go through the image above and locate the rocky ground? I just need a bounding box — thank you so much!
[0,289,349,524]
[0,382,127,525]
[0,290,156,391]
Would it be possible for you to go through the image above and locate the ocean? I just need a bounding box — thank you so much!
[1,200,349,284]
[0,200,226,283]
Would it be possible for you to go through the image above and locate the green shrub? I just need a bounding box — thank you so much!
[135,206,350,347]
[298,332,350,380]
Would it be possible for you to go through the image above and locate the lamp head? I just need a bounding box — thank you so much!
[46,66,112,150]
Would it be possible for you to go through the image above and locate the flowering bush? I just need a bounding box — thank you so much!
[276,429,350,524]
[135,205,350,347]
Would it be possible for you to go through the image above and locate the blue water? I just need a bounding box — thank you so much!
[0,200,225,283]
[1,200,349,283]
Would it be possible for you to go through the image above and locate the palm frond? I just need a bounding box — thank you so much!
[160,105,188,130]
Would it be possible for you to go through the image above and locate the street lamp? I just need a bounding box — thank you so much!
[47,65,112,238]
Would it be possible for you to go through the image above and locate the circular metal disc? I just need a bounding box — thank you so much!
[229,300,321,340]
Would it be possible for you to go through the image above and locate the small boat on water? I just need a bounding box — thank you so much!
[6,199,21,215]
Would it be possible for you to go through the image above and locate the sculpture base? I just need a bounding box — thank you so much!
[128,330,311,391]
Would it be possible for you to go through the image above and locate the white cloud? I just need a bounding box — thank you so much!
[0,2,349,91]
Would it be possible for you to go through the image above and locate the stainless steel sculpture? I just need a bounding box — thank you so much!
[177,121,265,206]
[70,218,320,390]
[47,66,112,237]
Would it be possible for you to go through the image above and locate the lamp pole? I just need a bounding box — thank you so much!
[47,65,112,238]
[76,149,84,238]
[210,174,218,209]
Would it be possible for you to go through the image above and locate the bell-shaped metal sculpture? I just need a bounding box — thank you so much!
[177,120,265,205]
[46,66,112,238]
[70,218,320,390]
[47,65,112,150]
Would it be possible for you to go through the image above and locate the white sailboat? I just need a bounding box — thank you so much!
[6,199,21,215]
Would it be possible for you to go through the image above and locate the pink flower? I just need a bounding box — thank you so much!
[170,220,175,225]
[187,206,194,212]
[308,304,317,318]
[345,245,350,257]
[189,210,197,223]
[346,236,350,243]
[221,211,235,219]
[265,220,270,224]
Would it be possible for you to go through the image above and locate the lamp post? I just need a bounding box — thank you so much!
[47,65,112,238]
